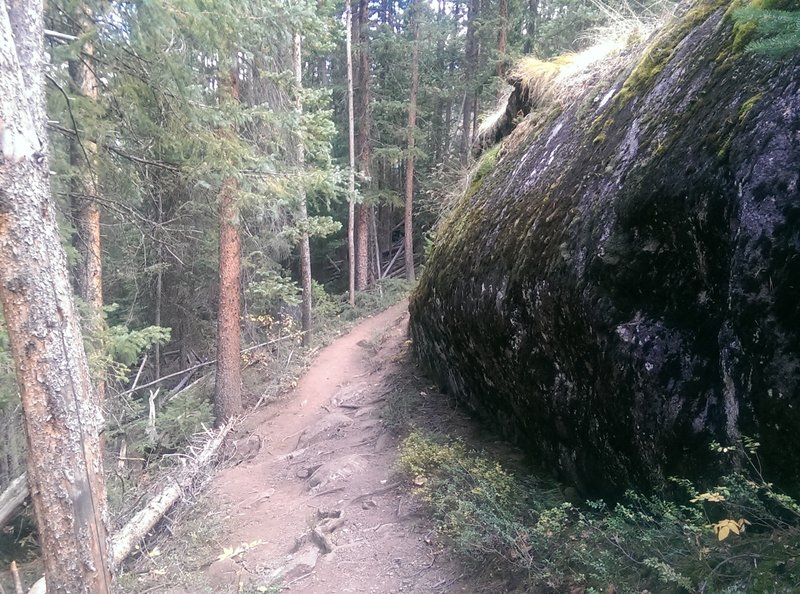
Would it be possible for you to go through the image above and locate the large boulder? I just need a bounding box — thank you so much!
[409,0,800,496]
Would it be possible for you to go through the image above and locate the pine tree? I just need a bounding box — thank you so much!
[736,4,800,55]
[0,1,112,589]
[346,0,358,305]
[404,0,421,282]
[293,31,314,346]
[354,0,372,290]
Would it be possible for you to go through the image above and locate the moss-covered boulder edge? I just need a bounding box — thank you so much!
[409,0,800,497]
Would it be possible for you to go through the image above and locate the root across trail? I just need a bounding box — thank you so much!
[128,300,516,593]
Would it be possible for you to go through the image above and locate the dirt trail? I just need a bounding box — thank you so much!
[198,301,472,593]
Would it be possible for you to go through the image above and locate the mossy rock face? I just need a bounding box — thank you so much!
[409,1,800,497]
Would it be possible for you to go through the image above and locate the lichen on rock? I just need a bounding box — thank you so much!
[410,0,800,497]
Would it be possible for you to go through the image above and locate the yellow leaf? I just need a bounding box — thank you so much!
[717,526,730,541]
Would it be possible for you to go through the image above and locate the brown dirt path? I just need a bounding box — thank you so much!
[198,301,474,593]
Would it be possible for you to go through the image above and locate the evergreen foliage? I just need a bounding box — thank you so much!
[735,3,800,55]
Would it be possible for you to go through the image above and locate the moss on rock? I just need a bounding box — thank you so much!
[410,1,800,497]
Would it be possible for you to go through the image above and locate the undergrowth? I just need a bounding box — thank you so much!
[398,431,800,593]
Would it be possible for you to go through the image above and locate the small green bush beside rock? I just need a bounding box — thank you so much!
[398,431,800,593]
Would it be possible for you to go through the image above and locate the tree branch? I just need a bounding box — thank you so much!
[116,332,306,398]
[44,29,78,42]
[47,122,181,172]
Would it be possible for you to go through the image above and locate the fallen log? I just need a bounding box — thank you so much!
[110,423,231,568]
[27,423,232,593]
[0,473,28,528]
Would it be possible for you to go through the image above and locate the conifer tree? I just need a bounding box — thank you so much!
[736,4,800,55]
[0,1,112,589]
[293,31,314,345]
[404,0,421,282]
[346,0,358,305]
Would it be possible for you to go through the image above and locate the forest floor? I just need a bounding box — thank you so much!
[121,299,524,594]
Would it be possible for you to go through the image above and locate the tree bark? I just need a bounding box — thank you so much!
[404,0,420,282]
[214,176,242,424]
[154,191,163,380]
[68,6,104,404]
[0,2,112,591]
[354,0,372,290]
[292,32,313,346]
[345,0,356,306]
[497,0,509,79]
[356,205,370,290]
[524,0,540,55]
[461,0,481,159]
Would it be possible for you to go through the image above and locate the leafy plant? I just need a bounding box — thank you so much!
[398,431,800,593]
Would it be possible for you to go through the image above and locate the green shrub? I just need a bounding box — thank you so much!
[397,431,800,593]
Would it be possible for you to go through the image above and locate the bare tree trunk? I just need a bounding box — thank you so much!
[345,0,356,306]
[524,0,540,55]
[68,6,104,404]
[497,0,509,79]
[461,0,480,159]
[355,0,372,290]
[214,66,243,424]
[154,192,163,380]
[317,0,330,85]
[292,32,313,347]
[214,176,242,424]
[404,0,420,283]
[356,205,370,290]
[0,2,112,591]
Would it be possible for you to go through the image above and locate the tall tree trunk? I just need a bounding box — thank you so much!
[356,205,370,289]
[354,0,372,290]
[316,0,329,85]
[404,0,420,282]
[497,0,509,79]
[0,2,112,591]
[214,68,242,424]
[431,0,447,167]
[461,0,480,159]
[345,0,356,306]
[214,175,242,424]
[154,191,163,380]
[524,0,540,54]
[444,1,461,163]
[68,6,104,404]
[293,32,313,347]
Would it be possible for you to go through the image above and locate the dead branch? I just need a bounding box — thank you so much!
[116,332,305,397]
[0,473,28,528]
[110,423,231,568]
[27,424,232,593]
[10,561,23,594]
[44,29,78,42]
